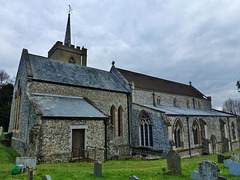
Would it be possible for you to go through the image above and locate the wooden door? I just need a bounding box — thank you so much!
[72,129,85,158]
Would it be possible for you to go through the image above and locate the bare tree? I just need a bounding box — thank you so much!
[222,98,240,115]
[0,69,10,86]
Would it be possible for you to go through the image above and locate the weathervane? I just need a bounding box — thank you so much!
[68,5,73,15]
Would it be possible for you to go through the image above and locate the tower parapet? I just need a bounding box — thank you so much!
[48,41,87,66]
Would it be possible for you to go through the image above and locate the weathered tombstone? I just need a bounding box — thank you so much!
[0,126,3,136]
[217,155,225,163]
[231,153,239,160]
[223,159,232,168]
[198,159,218,180]
[229,161,240,176]
[218,176,227,180]
[129,175,139,180]
[94,161,102,177]
[42,175,52,180]
[191,171,199,180]
[16,157,37,170]
[166,150,182,174]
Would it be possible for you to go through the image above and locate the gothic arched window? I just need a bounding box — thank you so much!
[232,122,236,140]
[110,105,116,136]
[193,120,201,145]
[118,106,123,137]
[174,119,183,148]
[139,111,153,147]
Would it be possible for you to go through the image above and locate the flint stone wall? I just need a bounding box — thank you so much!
[131,104,169,157]
[133,89,211,110]
[40,119,105,162]
[28,81,131,160]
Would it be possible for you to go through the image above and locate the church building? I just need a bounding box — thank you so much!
[8,12,239,162]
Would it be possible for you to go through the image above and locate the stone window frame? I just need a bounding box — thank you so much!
[157,96,161,106]
[69,125,88,152]
[186,99,190,108]
[232,121,236,140]
[198,101,201,109]
[118,106,124,137]
[173,118,184,149]
[138,111,153,147]
[192,119,201,145]
[173,98,177,107]
[12,81,22,133]
[110,105,116,137]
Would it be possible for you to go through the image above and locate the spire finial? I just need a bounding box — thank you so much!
[64,5,72,45]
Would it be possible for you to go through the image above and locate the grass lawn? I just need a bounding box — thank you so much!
[0,136,240,179]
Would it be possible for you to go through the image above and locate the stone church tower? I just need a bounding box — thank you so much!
[48,11,87,66]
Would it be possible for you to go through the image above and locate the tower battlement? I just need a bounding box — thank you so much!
[48,41,87,66]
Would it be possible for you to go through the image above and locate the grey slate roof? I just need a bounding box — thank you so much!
[31,93,107,118]
[143,105,233,117]
[28,54,128,93]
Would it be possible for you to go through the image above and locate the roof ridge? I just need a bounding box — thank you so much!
[116,67,190,87]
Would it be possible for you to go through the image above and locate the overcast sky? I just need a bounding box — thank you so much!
[1,0,240,109]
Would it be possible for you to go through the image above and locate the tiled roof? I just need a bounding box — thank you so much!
[28,54,128,93]
[143,105,233,117]
[31,93,107,118]
[117,68,205,98]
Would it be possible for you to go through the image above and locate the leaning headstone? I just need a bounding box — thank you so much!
[217,155,225,163]
[42,175,52,180]
[231,153,239,160]
[223,159,232,168]
[129,175,139,180]
[0,126,3,136]
[16,157,37,170]
[218,176,227,180]
[94,161,102,177]
[229,161,240,176]
[198,159,218,180]
[191,171,199,180]
[166,150,182,174]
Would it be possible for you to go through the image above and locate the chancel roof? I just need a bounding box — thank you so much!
[116,68,205,99]
[31,93,107,118]
[143,105,233,117]
[28,54,128,93]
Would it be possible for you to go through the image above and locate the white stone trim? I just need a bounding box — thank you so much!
[69,125,88,152]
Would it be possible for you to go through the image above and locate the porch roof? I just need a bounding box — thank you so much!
[31,93,108,118]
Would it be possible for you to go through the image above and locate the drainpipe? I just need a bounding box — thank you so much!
[127,93,131,148]
[104,119,108,161]
[227,117,232,151]
[186,116,192,158]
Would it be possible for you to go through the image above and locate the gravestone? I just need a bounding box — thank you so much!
[0,126,2,136]
[223,159,232,168]
[16,157,37,170]
[198,159,218,180]
[217,155,225,163]
[166,150,182,174]
[94,161,102,177]
[42,175,52,180]
[229,161,240,176]
[129,175,139,180]
[231,153,239,160]
[191,171,199,180]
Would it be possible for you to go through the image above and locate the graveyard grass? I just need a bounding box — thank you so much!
[1,137,240,179]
